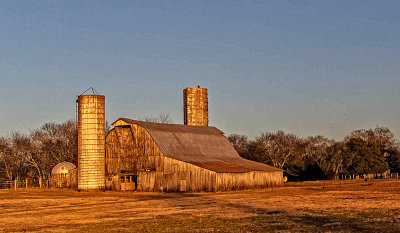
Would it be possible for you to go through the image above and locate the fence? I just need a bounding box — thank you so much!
[0,180,13,189]
[0,179,45,190]
[335,172,399,180]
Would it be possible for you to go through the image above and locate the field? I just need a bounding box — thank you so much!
[1,179,400,232]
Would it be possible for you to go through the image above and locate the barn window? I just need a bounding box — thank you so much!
[120,175,136,183]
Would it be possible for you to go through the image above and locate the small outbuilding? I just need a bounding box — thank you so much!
[50,162,77,188]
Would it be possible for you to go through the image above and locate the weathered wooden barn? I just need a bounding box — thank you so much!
[105,118,283,192]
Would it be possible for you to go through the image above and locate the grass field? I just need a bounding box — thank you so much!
[1,179,400,232]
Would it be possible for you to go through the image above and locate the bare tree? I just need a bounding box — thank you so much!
[10,133,33,184]
[0,137,15,181]
[253,131,304,173]
[28,120,78,186]
[142,113,173,124]
[303,136,343,179]
[228,134,249,157]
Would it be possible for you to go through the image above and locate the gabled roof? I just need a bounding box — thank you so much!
[113,118,281,173]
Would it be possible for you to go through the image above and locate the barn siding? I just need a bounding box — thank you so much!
[161,156,217,192]
[216,171,283,191]
[106,121,283,192]
[106,124,163,176]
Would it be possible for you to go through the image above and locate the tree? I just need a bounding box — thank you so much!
[228,131,306,176]
[346,126,400,173]
[9,133,32,183]
[0,120,78,187]
[28,120,78,186]
[142,113,173,124]
[228,134,249,158]
[302,136,343,180]
[0,137,15,181]
[251,131,304,174]
[342,138,388,175]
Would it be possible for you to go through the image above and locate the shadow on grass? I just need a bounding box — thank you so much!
[11,202,396,233]
[32,211,397,233]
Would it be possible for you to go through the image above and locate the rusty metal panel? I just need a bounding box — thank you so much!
[113,118,281,173]
[78,95,105,190]
[184,87,208,126]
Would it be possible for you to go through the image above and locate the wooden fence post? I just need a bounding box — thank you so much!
[26,178,28,189]
[14,180,17,190]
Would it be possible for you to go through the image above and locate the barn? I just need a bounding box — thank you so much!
[76,86,283,192]
[105,118,283,192]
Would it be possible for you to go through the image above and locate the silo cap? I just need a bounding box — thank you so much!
[79,87,101,96]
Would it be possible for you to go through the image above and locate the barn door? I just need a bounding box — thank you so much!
[179,179,187,192]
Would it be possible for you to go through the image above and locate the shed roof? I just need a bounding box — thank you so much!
[113,118,281,173]
[51,162,76,175]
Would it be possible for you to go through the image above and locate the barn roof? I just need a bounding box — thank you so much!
[113,118,281,173]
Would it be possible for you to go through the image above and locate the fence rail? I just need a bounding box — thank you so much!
[0,179,43,189]
[335,172,399,180]
[0,181,13,189]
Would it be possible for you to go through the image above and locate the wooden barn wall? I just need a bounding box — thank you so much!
[105,124,163,176]
[216,171,283,191]
[106,122,283,192]
[137,157,282,192]
[137,156,217,192]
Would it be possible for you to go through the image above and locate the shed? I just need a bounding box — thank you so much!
[105,118,283,192]
[50,162,77,188]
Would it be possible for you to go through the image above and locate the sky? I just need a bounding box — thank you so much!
[1,0,400,140]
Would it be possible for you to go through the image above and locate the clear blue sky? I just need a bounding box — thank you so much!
[1,0,400,140]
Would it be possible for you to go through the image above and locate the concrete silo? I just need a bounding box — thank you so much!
[184,86,208,126]
[77,92,105,190]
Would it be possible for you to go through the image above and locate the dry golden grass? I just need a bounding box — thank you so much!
[1,179,400,232]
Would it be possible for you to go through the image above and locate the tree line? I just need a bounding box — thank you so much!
[229,126,400,180]
[1,117,400,185]
[0,120,77,187]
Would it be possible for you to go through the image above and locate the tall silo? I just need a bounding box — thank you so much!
[77,91,105,190]
[184,86,208,126]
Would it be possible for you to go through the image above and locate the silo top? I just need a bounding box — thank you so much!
[51,162,76,175]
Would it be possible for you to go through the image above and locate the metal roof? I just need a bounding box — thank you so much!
[51,162,76,175]
[114,118,281,173]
